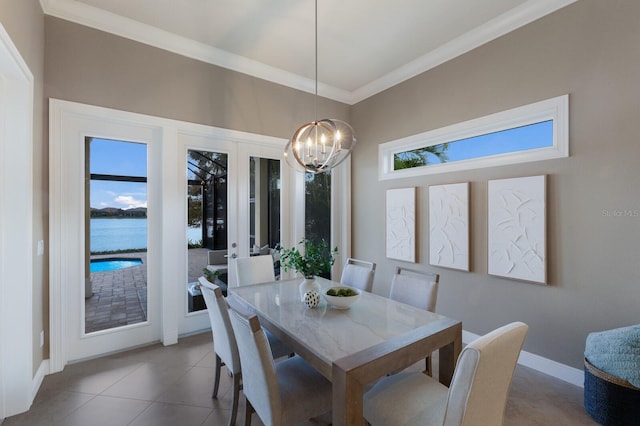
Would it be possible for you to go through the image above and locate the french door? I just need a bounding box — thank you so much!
[178,132,291,335]
[50,103,165,366]
[49,100,293,368]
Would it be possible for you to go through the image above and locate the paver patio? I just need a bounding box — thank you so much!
[85,248,210,333]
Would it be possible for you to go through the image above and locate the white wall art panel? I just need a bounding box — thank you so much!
[386,187,416,262]
[488,175,546,284]
[429,182,469,270]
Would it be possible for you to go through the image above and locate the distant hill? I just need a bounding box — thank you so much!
[90,207,147,218]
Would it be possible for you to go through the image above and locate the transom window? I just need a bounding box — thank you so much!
[379,95,568,180]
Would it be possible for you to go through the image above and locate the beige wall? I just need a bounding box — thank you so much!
[0,0,46,374]
[351,0,640,369]
[44,16,350,139]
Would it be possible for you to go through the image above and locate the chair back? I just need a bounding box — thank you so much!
[234,255,276,287]
[226,294,282,424]
[198,277,240,375]
[390,266,439,312]
[207,249,228,266]
[340,258,376,292]
[444,322,528,426]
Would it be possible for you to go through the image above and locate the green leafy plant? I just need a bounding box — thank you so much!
[202,267,220,283]
[279,239,338,279]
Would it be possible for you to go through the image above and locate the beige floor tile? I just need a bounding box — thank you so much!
[39,359,143,395]
[1,390,94,426]
[107,337,211,368]
[155,365,231,409]
[57,395,151,426]
[128,402,212,426]
[101,362,192,401]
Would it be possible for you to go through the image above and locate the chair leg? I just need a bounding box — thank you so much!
[212,354,222,398]
[244,398,254,426]
[228,373,241,426]
[425,354,433,377]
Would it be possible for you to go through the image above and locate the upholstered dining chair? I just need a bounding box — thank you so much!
[226,294,332,426]
[198,277,291,426]
[234,255,276,287]
[390,266,440,374]
[390,266,439,312]
[364,322,529,426]
[340,257,376,292]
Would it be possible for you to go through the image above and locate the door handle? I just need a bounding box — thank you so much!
[224,253,237,259]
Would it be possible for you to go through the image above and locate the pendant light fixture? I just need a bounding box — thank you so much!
[284,0,356,174]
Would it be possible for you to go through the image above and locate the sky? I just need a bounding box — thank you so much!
[396,120,553,165]
[89,138,148,209]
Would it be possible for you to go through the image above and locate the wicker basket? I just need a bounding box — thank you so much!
[584,358,640,425]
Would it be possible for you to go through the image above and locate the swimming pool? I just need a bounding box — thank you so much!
[90,258,143,273]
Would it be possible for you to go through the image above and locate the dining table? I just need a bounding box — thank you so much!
[229,277,462,426]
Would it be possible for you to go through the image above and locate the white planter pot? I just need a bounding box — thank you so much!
[299,277,321,302]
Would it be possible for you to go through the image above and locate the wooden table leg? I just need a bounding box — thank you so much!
[332,364,365,426]
[438,328,462,386]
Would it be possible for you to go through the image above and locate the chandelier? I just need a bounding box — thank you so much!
[284,0,356,174]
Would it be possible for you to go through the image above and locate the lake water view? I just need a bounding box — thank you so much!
[91,218,202,252]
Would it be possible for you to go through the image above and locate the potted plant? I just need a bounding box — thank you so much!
[279,239,338,300]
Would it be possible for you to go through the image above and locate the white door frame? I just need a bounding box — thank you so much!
[236,141,291,262]
[289,158,352,280]
[0,23,35,418]
[49,100,315,369]
[176,125,290,334]
[49,100,164,367]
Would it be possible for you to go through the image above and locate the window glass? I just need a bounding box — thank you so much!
[379,95,568,180]
[86,137,148,333]
[249,157,281,250]
[394,120,553,170]
[305,172,331,244]
[187,149,228,312]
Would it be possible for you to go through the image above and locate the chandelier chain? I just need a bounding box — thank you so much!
[314,0,318,122]
[284,0,356,174]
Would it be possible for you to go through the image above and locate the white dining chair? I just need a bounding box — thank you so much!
[206,249,229,276]
[390,266,439,312]
[390,266,440,375]
[198,277,291,426]
[364,322,528,426]
[340,257,376,292]
[234,255,275,287]
[226,294,332,426]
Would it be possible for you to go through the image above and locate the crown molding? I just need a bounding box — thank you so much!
[41,0,577,105]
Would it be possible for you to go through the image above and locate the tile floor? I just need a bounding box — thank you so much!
[4,332,596,425]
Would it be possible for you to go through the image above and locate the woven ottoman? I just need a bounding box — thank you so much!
[584,358,640,425]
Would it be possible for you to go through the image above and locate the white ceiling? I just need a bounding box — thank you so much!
[41,0,577,104]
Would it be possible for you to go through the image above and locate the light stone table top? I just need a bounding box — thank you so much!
[230,276,463,425]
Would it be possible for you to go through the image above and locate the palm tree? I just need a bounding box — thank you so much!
[394,143,450,170]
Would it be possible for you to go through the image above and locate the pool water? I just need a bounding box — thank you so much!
[90,258,143,273]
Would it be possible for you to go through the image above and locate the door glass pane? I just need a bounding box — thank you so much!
[187,149,228,312]
[249,156,281,277]
[305,172,331,278]
[305,172,331,242]
[85,137,148,333]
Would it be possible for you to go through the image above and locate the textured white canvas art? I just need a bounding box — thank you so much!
[386,187,416,262]
[429,183,469,270]
[488,175,546,284]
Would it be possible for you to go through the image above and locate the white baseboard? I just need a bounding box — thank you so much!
[32,359,50,401]
[462,330,584,388]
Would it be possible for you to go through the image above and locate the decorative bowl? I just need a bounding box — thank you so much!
[322,286,361,309]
